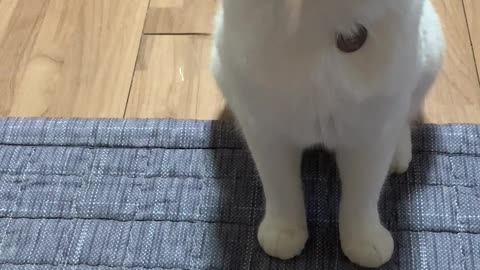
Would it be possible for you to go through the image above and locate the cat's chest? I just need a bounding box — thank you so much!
[244,82,343,147]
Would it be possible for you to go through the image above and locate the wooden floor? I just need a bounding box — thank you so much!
[0,0,479,123]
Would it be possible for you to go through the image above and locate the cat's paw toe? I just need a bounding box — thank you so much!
[257,217,308,260]
[341,225,394,268]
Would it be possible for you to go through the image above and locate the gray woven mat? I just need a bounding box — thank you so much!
[0,118,478,269]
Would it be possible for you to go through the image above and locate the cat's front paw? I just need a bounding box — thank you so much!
[390,147,411,174]
[390,132,412,174]
[257,216,308,260]
[340,224,394,268]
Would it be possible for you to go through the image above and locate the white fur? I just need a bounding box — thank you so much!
[211,0,444,267]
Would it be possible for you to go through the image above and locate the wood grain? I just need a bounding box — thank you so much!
[0,0,48,116]
[1,0,479,123]
[125,35,225,119]
[464,0,480,85]
[0,0,149,117]
[422,0,480,123]
[144,0,216,34]
[0,0,19,41]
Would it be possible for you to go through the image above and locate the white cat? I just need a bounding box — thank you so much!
[211,0,445,267]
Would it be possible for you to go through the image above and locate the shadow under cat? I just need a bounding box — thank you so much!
[206,108,437,269]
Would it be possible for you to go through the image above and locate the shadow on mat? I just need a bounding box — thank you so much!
[208,109,435,269]
[208,108,283,268]
[379,121,437,269]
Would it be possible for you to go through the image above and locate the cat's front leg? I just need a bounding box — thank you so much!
[241,125,308,260]
[336,136,396,268]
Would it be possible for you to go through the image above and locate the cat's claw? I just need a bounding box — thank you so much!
[341,225,394,268]
[257,216,308,260]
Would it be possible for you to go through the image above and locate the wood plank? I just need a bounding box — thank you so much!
[464,0,480,86]
[0,0,48,116]
[0,0,19,41]
[125,35,225,119]
[0,0,149,118]
[423,0,480,123]
[144,0,216,34]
